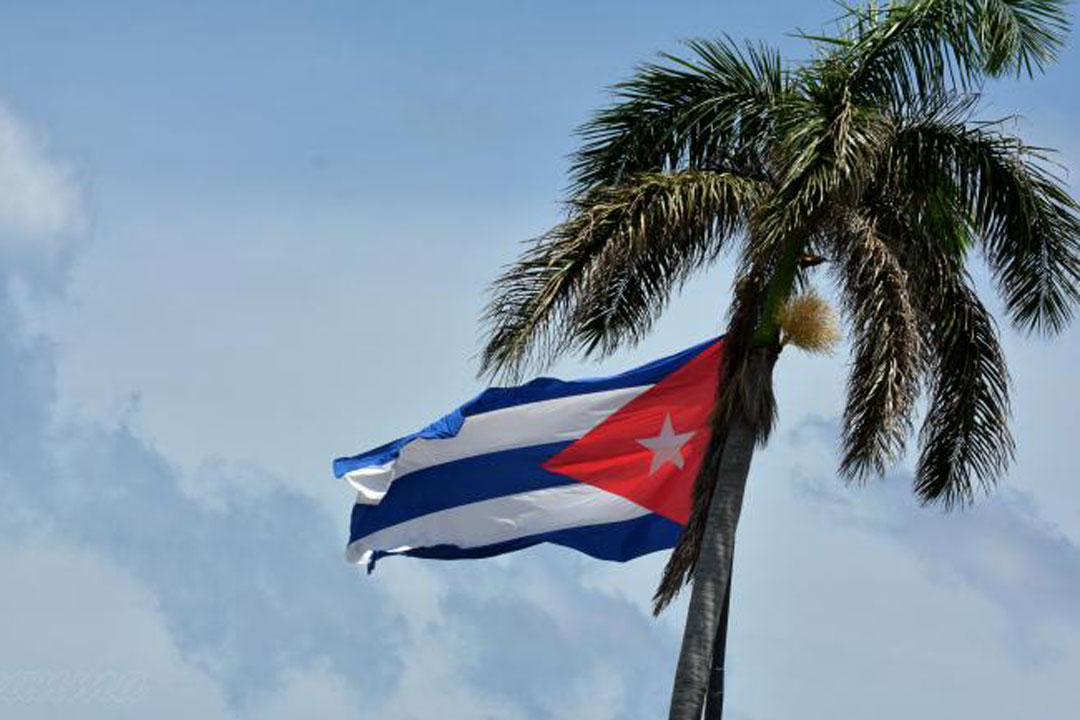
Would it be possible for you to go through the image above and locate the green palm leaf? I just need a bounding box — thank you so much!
[571,37,786,194]
[480,171,765,379]
[831,0,1071,108]
[888,99,1080,334]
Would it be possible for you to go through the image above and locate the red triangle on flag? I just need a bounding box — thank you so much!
[542,340,723,525]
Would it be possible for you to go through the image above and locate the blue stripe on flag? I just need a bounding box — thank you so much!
[349,441,575,540]
[364,513,683,569]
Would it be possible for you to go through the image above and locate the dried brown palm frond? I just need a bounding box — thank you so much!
[830,211,923,480]
[916,274,1013,506]
[871,188,1015,507]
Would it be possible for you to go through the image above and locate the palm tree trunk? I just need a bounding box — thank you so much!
[667,411,755,720]
[702,568,733,718]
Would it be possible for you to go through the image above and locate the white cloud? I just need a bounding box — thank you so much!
[0,541,234,720]
[749,415,1080,717]
[786,415,1080,652]
[0,105,81,255]
[0,540,384,720]
[374,562,530,720]
[540,664,626,720]
[249,660,361,720]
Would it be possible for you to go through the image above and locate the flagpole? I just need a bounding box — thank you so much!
[702,569,733,718]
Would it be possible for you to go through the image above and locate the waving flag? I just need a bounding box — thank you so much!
[334,337,723,570]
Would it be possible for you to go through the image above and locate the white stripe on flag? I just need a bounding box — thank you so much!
[343,384,649,503]
[345,483,649,564]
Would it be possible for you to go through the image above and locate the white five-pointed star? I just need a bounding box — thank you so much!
[636,414,696,475]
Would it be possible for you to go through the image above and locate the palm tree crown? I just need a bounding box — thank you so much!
[480,0,1079,611]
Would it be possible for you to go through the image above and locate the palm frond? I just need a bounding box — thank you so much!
[571,37,786,194]
[916,272,1013,505]
[565,173,765,357]
[888,100,1080,334]
[870,183,1014,506]
[479,171,765,379]
[822,0,1071,108]
[771,90,893,221]
[976,0,1072,74]
[830,211,922,479]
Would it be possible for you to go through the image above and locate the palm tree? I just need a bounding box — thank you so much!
[479,2,1080,718]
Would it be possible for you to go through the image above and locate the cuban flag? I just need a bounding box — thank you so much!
[334,337,723,570]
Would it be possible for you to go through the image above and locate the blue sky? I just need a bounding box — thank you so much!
[1,1,1078,718]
